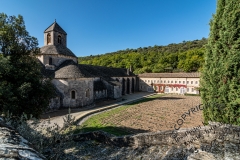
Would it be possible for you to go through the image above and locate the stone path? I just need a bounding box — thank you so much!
[40,92,156,128]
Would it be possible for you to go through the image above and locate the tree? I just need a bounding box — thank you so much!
[201,0,240,125]
[0,13,55,118]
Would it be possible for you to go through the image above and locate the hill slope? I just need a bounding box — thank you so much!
[78,38,207,74]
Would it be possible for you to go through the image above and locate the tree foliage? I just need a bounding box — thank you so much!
[201,0,240,125]
[0,13,55,118]
[78,38,207,74]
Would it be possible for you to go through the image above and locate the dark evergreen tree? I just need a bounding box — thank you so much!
[0,13,55,118]
[201,0,240,125]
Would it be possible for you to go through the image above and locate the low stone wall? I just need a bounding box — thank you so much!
[0,122,45,160]
[73,122,240,159]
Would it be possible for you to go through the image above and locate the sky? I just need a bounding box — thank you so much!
[1,0,216,57]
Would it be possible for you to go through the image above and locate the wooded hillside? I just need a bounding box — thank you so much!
[78,38,207,74]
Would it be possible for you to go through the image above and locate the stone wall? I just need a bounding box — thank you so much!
[73,122,240,159]
[52,78,94,107]
[0,123,45,160]
[94,90,107,100]
[37,54,77,68]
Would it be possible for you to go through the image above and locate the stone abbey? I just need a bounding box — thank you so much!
[37,21,200,109]
[37,21,137,109]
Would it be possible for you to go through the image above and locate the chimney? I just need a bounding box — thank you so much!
[127,68,130,75]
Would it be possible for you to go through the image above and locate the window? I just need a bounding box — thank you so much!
[187,88,189,92]
[168,80,169,83]
[164,80,166,83]
[175,81,177,83]
[148,80,150,83]
[154,80,156,83]
[192,88,194,92]
[157,80,159,83]
[179,81,181,84]
[183,81,185,84]
[171,81,173,83]
[195,81,198,84]
[160,80,162,83]
[187,81,189,84]
[58,35,62,44]
[49,57,52,65]
[176,87,178,91]
[47,33,51,44]
[71,91,76,99]
[171,87,173,91]
[145,80,147,82]
[191,81,193,84]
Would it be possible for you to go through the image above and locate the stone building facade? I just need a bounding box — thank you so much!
[138,73,200,94]
[38,21,137,109]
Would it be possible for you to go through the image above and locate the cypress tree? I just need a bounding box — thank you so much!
[201,0,240,125]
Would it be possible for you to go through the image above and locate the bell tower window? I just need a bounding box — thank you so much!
[58,35,62,44]
[47,33,51,44]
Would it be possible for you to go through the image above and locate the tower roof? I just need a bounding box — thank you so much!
[44,21,67,35]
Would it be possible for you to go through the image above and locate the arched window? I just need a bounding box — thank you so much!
[58,35,62,44]
[86,89,90,98]
[71,90,76,99]
[49,57,52,65]
[47,33,51,44]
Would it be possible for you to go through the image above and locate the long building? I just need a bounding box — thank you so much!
[138,73,200,94]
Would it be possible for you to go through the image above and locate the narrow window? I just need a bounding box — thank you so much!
[192,88,194,92]
[191,81,193,84]
[175,81,177,83]
[176,87,178,91]
[49,57,52,65]
[58,35,62,44]
[47,33,51,44]
[187,88,189,92]
[86,89,90,98]
[183,81,185,84]
[179,81,181,84]
[187,81,189,84]
[195,81,198,84]
[71,91,75,99]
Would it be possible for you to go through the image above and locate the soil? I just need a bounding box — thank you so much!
[101,95,203,134]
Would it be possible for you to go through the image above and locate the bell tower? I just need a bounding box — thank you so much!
[39,20,77,70]
[44,20,67,47]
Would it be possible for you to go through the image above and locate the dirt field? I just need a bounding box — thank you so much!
[100,95,203,134]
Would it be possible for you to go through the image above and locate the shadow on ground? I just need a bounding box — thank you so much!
[72,126,149,136]
[41,98,123,119]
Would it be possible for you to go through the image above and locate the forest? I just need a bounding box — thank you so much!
[78,38,207,74]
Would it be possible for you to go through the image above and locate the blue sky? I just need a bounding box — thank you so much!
[1,0,216,57]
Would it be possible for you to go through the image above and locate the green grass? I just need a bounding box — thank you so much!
[70,94,165,136]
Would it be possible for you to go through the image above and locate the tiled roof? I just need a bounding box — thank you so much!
[78,64,135,77]
[40,45,76,57]
[54,60,91,78]
[138,72,200,78]
[53,60,135,79]
[44,22,67,35]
